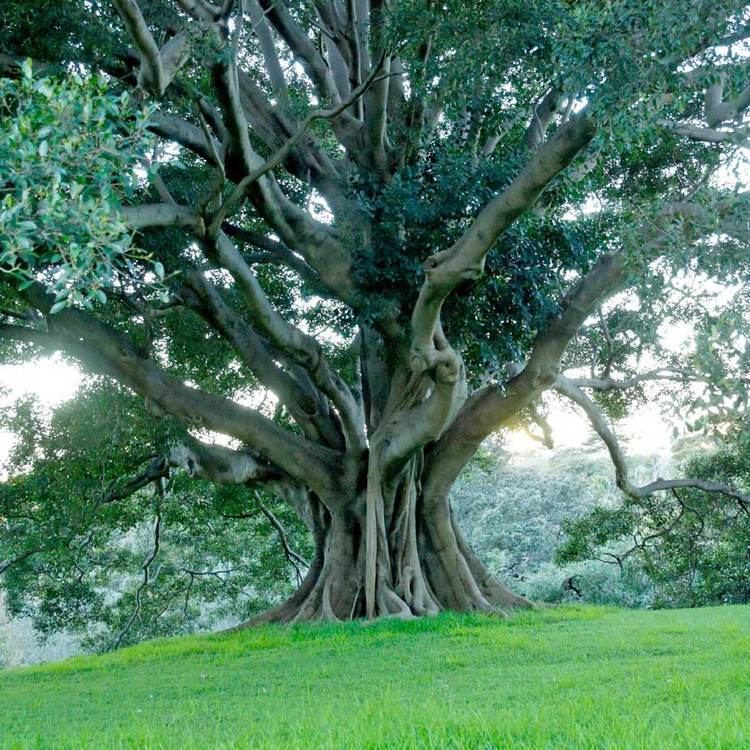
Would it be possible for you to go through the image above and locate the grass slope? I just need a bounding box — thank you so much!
[1,605,749,749]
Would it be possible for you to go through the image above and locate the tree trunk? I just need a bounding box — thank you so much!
[239,461,531,626]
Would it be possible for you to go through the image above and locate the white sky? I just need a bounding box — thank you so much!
[504,396,674,457]
[0,357,81,470]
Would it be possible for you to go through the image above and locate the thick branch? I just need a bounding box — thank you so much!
[364,55,390,173]
[258,0,348,106]
[168,440,284,485]
[215,56,356,302]
[112,0,189,96]
[411,115,596,358]
[174,0,222,21]
[222,224,321,283]
[0,323,51,348]
[120,203,205,232]
[207,61,387,237]
[705,80,750,128]
[182,271,346,448]
[524,87,562,150]
[662,121,739,143]
[422,251,626,503]
[209,233,365,452]
[100,457,170,505]
[13,284,341,493]
[248,0,290,109]
[148,112,221,165]
[112,0,163,92]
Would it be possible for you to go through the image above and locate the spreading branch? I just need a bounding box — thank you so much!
[207,233,365,453]
[168,440,285,486]
[554,376,750,507]
[410,115,596,361]
[7,283,342,494]
[182,270,347,448]
[112,0,190,95]
[566,367,704,391]
[257,497,309,584]
[100,457,170,505]
[0,548,42,576]
[422,251,627,503]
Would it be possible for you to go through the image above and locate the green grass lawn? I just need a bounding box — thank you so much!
[1,605,749,749]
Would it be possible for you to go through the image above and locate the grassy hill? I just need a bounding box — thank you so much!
[2,605,749,749]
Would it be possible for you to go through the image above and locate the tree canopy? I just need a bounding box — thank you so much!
[2,0,750,644]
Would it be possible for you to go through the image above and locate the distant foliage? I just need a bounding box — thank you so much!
[454,445,656,607]
[0,593,79,667]
[0,383,312,650]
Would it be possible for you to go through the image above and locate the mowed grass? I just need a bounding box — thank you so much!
[1,605,749,749]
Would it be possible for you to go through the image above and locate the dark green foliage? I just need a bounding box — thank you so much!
[557,430,750,606]
[0,1,115,65]
[0,384,312,648]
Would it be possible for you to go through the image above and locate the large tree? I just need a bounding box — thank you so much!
[2,0,750,631]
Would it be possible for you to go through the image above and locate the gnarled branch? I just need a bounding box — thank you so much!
[410,115,596,360]
[182,270,346,449]
[554,376,750,507]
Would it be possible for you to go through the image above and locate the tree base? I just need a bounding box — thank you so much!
[230,513,532,628]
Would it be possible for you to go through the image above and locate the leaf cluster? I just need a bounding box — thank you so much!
[0,67,153,310]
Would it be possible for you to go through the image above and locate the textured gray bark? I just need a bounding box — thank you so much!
[235,466,529,625]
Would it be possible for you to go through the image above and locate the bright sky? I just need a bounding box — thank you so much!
[0,358,81,469]
[503,396,674,457]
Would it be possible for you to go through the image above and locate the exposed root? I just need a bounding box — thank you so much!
[230,475,531,628]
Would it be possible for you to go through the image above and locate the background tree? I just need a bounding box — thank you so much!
[2,0,750,635]
[451,442,656,608]
[558,425,750,607]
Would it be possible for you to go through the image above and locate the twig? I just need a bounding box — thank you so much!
[111,508,162,649]
[256,494,308,584]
